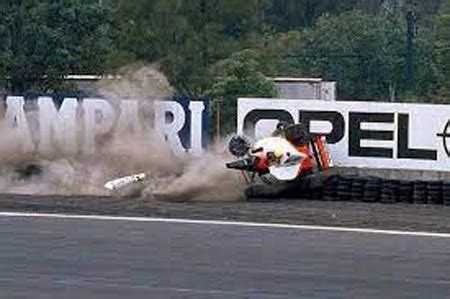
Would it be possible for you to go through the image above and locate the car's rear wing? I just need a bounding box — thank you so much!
[309,135,333,172]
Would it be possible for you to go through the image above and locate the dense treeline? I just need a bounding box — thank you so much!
[0,0,448,105]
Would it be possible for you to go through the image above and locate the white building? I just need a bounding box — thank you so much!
[273,77,336,101]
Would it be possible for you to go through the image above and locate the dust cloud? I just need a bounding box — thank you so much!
[0,64,244,201]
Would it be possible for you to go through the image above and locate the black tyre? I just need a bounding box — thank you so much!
[427,181,443,205]
[284,123,311,146]
[389,180,400,203]
[351,178,366,202]
[336,177,353,201]
[228,135,251,157]
[323,176,339,201]
[380,181,394,204]
[398,181,413,203]
[413,181,427,204]
[363,178,381,203]
[442,182,450,206]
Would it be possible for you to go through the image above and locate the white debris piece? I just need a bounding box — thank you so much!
[104,173,147,191]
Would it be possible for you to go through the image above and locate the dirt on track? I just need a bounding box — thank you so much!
[1,194,450,233]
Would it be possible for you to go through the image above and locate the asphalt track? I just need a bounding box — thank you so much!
[1,213,450,298]
[2,193,450,232]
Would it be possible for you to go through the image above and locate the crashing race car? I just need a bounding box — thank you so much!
[227,122,334,199]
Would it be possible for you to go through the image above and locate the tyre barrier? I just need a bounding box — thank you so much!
[291,175,450,205]
[444,182,450,206]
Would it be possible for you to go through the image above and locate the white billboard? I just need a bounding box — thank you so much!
[1,96,206,157]
[238,98,450,172]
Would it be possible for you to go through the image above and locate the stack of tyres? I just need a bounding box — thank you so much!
[380,180,398,204]
[398,181,413,203]
[323,176,339,201]
[413,181,428,204]
[294,185,311,200]
[363,178,381,202]
[351,178,366,202]
[380,180,391,203]
[317,188,324,200]
[336,177,353,201]
[443,182,450,206]
[427,181,443,205]
[311,187,324,200]
[390,180,400,203]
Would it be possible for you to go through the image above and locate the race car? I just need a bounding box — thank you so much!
[226,122,334,198]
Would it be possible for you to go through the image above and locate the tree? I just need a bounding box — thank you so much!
[262,10,436,101]
[0,0,117,93]
[262,0,387,32]
[111,0,443,99]
[113,0,265,96]
[434,0,450,102]
[0,0,444,101]
[208,50,277,134]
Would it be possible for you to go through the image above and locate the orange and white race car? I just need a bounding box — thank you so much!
[226,122,334,198]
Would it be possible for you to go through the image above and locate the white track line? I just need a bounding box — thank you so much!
[0,211,450,238]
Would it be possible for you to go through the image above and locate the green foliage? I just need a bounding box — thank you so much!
[263,0,363,31]
[0,0,117,93]
[434,0,450,103]
[0,0,446,108]
[113,0,264,96]
[262,10,436,101]
[208,50,278,133]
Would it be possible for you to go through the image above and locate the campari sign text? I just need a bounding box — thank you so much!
[1,96,207,156]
